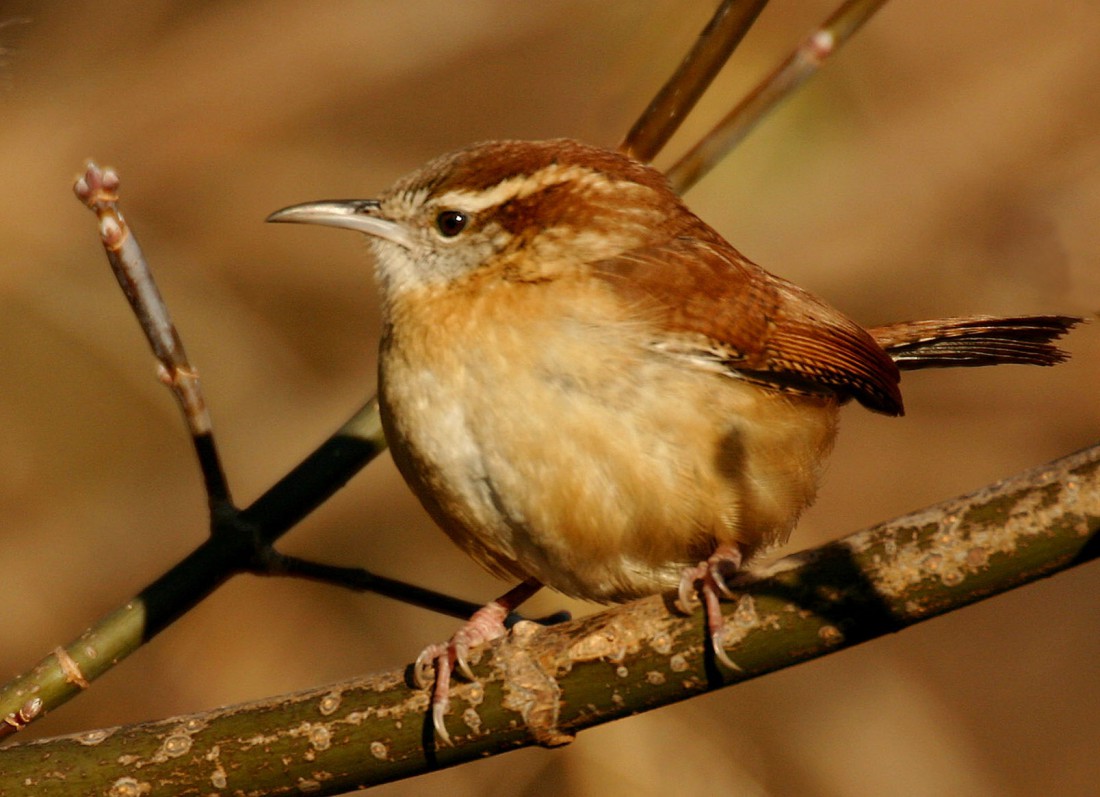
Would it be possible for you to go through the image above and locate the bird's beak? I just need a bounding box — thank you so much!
[266,199,413,249]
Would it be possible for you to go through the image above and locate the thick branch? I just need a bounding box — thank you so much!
[3,443,1096,794]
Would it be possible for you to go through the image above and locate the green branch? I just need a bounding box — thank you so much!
[3,443,1095,795]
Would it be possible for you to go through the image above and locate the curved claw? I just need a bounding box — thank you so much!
[676,567,698,614]
[413,642,459,745]
[432,697,452,746]
[413,643,444,689]
[414,588,532,746]
[710,562,736,600]
[431,650,454,746]
[453,639,476,683]
[679,544,746,671]
[711,629,743,672]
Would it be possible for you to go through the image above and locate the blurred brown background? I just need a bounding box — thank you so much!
[1,2,1098,795]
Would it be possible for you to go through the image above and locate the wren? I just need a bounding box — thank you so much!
[268,138,1077,743]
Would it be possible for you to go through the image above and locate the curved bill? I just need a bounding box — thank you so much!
[266,199,413,249]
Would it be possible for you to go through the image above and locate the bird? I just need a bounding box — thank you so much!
[267,137,1077,744]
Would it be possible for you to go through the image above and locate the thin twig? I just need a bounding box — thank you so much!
[666,0,889,194]
[73,162,230,504]
[619,0,769,163]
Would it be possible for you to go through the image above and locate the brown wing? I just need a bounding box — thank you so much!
[592,235,904,415]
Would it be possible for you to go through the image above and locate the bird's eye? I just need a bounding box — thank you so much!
[435,210,468,237]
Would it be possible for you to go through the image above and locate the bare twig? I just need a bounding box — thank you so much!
[666,0,889,194]
[73,162,229,504]
[619,0,769,163]
[3,443,1096,793]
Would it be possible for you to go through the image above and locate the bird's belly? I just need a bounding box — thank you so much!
[380,287,838,603]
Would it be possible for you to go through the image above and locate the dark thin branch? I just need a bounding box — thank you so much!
[253,551,566,628]
[666,0,889,194]
[619,0,768,163]
[243,398,386,543]
[3,443,1096,793]
[0,395,527,729]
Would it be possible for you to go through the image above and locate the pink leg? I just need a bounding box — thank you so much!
[414,579,542,745]
[677,543,744,671]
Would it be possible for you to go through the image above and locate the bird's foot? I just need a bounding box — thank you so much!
[413,601,509,745]
[413,579,542,745]
[677,544,744,671]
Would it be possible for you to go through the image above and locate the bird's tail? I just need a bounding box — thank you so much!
[869,315,1082,370]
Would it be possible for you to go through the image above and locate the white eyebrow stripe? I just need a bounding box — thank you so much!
[433,163,602,213]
